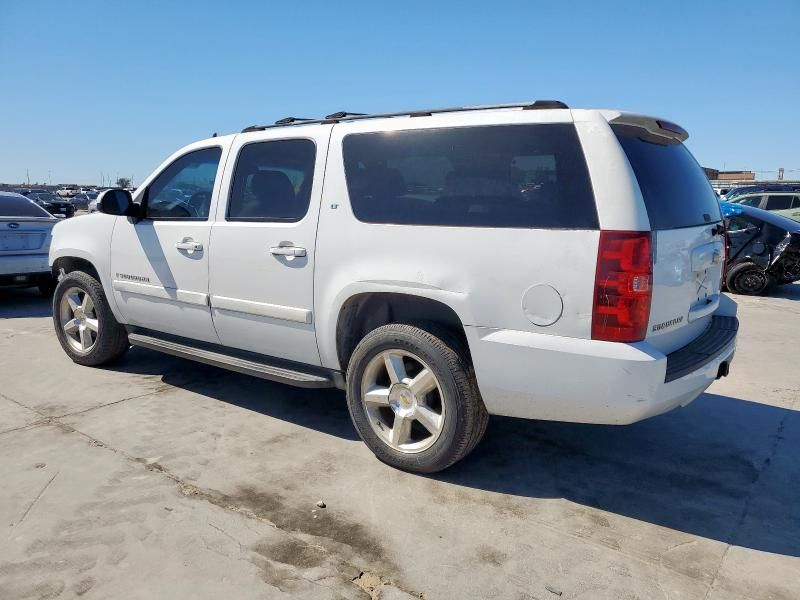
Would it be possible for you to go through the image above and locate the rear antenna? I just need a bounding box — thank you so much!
[212,132,217,137]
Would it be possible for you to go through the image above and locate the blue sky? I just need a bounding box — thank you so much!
[1,0,798,185]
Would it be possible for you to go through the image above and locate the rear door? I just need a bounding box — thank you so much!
[208,126,332,365]
[612,125,725,354]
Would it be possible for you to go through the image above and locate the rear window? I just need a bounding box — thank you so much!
[613,125,722,230]
[342,124,598,229]
[0,194,52,218]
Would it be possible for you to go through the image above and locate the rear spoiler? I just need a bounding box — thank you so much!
[608,113,689,142]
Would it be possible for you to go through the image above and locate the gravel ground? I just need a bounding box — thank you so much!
[1,284,798,599]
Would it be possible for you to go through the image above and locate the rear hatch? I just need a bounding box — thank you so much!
[612,122,725,354]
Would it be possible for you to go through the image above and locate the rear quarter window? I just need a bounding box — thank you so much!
[342,123,598,229]
[612,125,722,230]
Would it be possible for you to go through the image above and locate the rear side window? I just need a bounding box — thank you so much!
[0,194,52,218]
[765,195,794,211]
[613,125,722,230]
[342,124,598,229]
[227,139,316,222]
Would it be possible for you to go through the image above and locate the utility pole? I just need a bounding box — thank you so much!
[26,168,30,185]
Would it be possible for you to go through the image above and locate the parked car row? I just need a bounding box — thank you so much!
[720,183,800,202]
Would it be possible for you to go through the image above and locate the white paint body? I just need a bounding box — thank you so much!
[50,106,737,424]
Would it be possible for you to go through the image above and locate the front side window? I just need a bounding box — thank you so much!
[726,215,759,232]
[342,124,598,229]
[145,147,222,219]
[227,139,316,222]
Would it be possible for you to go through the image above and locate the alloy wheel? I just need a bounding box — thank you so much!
[360,349,446,453]
[59,286,99,353]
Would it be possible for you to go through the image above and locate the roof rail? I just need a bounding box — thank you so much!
[325,111,367,119]
[240,100,569,132]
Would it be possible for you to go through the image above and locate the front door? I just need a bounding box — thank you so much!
[110,145,226,343]
[208,126,332,365]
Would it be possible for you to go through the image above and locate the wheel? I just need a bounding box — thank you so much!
[346,323,489,473]
[725,262,770,295]
[53,271,130,366]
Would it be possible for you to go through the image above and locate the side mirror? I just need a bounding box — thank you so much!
[98,189,136,216]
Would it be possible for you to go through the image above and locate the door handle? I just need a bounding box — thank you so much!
[175,238,203,254]
[270,245,306,257]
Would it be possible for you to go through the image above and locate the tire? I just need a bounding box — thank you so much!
[725,262,770,295]
[346,323,489,473]
[53,271,130,366]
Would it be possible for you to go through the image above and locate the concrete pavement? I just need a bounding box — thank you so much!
[1,285,798,599]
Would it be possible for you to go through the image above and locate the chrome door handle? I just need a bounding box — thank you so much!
[175,238,203,254]
[270,245,306,257]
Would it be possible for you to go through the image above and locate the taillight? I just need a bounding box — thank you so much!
[592,231,653,342]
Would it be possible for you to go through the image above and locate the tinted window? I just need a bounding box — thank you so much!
[228,139,316,221]
[145,147,221,219]
[342,124,598,229]
[739,195,762,207]
[613,125,721,230]
[0,193,52,218]
[726,216,759,232]
[765,195,793,211]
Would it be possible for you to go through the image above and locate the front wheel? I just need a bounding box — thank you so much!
[53,271,130,366]
[346,324,488,473]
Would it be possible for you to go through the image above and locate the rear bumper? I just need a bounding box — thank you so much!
[0,254,51,278]
[467,313,737,425]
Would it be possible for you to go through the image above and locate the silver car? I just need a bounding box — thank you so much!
[0,192,58,295]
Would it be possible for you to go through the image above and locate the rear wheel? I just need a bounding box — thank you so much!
[726,263,771,295]
[53,271,130,365]
[346,324,488,473]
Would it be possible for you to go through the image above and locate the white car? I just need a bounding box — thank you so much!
[1,192,58,294]
[48,101,738,472]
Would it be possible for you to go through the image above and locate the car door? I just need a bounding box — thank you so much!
[726,214,761,260]
[110,143,228,343]
[208,126,332,365]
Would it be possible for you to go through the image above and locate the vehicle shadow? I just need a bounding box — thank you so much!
[107,350,800,558]
[437,392,800,557]
[0,288,52,318]
[105,349,359,442]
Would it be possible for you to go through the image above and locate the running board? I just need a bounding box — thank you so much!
[127,333,341,389]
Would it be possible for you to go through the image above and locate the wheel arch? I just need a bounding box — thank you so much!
[51,250,124,322]
[333,291,470,373]
[52,255,101,282]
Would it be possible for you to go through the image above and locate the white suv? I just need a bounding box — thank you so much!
[48,101,738,472]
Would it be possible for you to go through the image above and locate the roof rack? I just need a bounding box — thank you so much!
[240,100,569,132]
[325,111,367,119]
